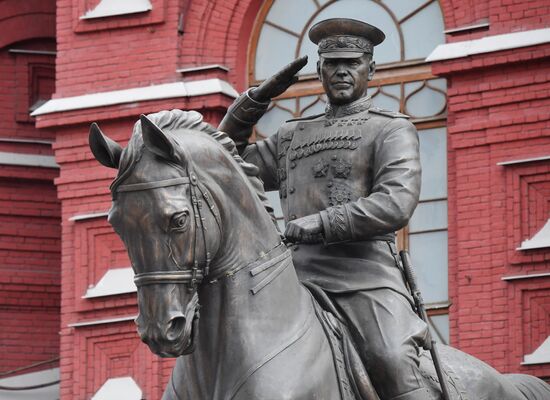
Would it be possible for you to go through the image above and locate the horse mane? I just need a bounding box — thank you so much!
[110,110,271,216]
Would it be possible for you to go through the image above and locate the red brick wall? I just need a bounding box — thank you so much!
[54,0,181,97]
[177,0,262,90]
[440,0,548,42]
[0,0,55,49]
[0,0,60,378]
[0,168,60,374]
[0,44,56,142]
[488,0,549,34]
[433,4,550,378]
[53,0,263,98]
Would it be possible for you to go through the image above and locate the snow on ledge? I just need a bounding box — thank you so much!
[31,79,239,116]
[83,267,136,299]
[0,368,59,400]
[522,336,550,365]
[426,27,550,62]
[92,377,142,400]
[81,0,152,20]
[0,151,59,168]
[518,219,550,251]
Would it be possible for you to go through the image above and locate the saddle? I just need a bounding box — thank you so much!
[303,282,380,400]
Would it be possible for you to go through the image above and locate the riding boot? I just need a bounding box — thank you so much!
[331,289,431,400]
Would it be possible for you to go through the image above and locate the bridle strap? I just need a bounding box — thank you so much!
[115,165,215,290]
[117,177,191,192]
[191,178,210,276]
[134,270,205,287]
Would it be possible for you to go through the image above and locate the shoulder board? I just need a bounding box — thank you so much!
[369,107,410,119]
[285,112,325,123]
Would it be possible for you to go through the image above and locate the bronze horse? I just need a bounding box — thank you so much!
[89,109,550,400]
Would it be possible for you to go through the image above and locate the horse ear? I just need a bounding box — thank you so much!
[89,122,122,169]
[140,114,181,163]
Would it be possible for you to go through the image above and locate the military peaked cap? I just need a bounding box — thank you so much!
[309,18,385,58]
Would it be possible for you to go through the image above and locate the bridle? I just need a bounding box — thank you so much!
[114,163,222,292]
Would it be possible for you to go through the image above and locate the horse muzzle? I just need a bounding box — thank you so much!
[136,292,200,357]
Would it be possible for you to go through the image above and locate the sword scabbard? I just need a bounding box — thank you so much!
[399,250,452,400]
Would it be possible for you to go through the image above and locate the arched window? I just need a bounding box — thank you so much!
[249,0,449,343]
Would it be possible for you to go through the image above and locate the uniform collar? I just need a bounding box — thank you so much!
[325,96,372,119]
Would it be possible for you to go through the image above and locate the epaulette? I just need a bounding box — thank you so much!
[285,112,325,123]
[369,107,410,119]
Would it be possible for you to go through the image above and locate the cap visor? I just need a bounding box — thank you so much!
[320,51,365,59]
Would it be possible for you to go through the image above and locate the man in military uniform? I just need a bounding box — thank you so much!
[219,18,431,400]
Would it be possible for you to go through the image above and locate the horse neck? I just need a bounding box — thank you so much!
[188,191,313,394]
[211,173,283,276]
[189,251,313,396]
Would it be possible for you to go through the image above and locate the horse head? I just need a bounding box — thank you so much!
[89,110,279,358]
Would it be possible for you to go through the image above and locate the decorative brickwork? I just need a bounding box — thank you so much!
[0,171,60,374]
[432,9,550,379]
[0,0,60,380]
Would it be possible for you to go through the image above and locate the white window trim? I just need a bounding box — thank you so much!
[81,0,152,20]
[0,368,59,399]
[31,79,239,116]
[92,377,142,400]
[426,27,550,62]
[517,219,550,251]
[522,336,550,365]
[0,151,58,168]
[68,315,136,328]
[69,211,109,222]
[83,267,136,298]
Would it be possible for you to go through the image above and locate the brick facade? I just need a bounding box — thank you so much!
[1,0,549,398]
[433,0,550,379]
[0,0,60,379]
[32,1,245,396]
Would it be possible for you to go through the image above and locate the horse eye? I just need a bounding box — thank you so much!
[171,210,190,231]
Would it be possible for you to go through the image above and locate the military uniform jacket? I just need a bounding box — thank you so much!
[242,96,421,294]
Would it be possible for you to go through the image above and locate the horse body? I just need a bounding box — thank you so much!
[89,110,550,400]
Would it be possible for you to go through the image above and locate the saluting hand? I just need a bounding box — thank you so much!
[250,56,308,103]
[284,213,324,244]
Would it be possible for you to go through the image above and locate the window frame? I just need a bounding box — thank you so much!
[248,0,450,343]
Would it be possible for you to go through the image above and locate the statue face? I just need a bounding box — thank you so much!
[317,54,375,105]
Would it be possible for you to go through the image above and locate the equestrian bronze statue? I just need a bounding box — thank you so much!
[89,17,550,400]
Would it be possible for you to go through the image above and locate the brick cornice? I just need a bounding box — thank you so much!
[33,93,235,129]
[430,42,550,75]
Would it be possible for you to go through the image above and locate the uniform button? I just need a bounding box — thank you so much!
[299,125,304,131]
[289,187,295,194]
[331,155,338,160]
[290,162,296,169]
[327,182,333,188]
[290,215,297,220]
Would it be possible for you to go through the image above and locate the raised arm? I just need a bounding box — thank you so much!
[218,56,307,153]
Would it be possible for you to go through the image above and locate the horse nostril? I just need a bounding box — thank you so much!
[166,316,186,341]
[137,327,149,344]
[139,331,148,344]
